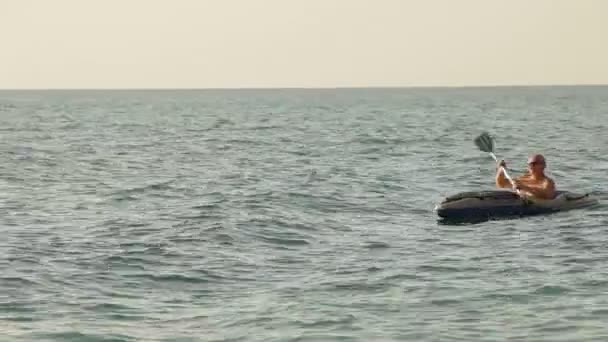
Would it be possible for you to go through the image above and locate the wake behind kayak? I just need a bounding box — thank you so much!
[435,190,598,221]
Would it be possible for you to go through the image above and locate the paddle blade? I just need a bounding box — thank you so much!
[474,132,495,153]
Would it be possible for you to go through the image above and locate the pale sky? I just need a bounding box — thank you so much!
[1,0,607,89]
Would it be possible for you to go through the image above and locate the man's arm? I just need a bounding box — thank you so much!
[495,165,513,188]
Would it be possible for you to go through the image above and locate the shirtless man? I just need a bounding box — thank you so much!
[495,154,557,200]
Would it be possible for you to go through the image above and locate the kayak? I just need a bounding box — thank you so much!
[435,190,598,221]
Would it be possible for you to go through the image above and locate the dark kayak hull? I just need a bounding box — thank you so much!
[435,190,598,220]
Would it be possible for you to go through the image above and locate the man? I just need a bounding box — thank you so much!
[495,154,557,200]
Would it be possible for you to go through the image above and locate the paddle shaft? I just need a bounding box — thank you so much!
[474,132,522,196]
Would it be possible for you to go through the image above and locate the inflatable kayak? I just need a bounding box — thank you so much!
[435,190,598,220]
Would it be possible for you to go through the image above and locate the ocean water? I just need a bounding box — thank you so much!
[1,87,607,341]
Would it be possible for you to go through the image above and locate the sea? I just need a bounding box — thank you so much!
[1,86,607,341]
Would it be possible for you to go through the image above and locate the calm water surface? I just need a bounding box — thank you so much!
[1,87,607,341]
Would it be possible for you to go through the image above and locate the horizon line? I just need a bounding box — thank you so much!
[1,83,607,91]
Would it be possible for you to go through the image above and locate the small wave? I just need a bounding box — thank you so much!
[330,281,388,292]
[244,125,281,131]
[98,219,151,233]
[287,333,356,342]
[295,314,357,328]
[481,292,531,303]
[579,279,608,287]
[111,194,139,202]
[60,123,81,130]
[106,313,146,321]
[416,265,481,273]
[0,301,37,313]
[0,103,17,111]
[223,138,274,146]
[560,256,599,265]
[380,273,420,282]
[590,309,608,316]
[213,233,234,242]
[134,180,174,192]
[350,136,409,145]
[85,302,133,312]
[190,202,222,210]
[3,316,37,322]
[209,118,235,129]
[532,285,572,295]
[430,298,464,306]
[107,180,175,201]
[363,241,390,249]
[0,276,40,287]
[240,215,319,238]
[176,213,224,221]
[104,256,147,271]
[129,273,210,284]
[36,331,136,342]
[258,235,310,246]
